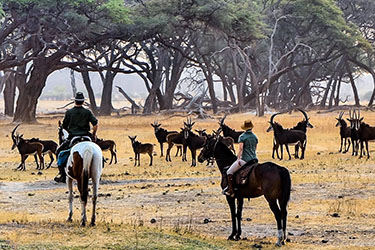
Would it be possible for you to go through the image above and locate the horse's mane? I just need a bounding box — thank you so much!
[222,124,238,133]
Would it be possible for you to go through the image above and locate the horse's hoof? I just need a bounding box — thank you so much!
[227,235,235,241]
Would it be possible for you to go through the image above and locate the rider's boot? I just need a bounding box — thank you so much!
[54,164,66,183]
[223,174,235,197]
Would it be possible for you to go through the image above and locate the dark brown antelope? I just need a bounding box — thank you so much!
[335,111,351,153]
[347,109,360,156]
[95,138,117,164]
[27,138,58,169]
[11,125,45,171]
[291,109,313,158]
[267,113,307,160]
[358,121,375,159]
[165,130,187,162]
[128,136,153,166]
[151,121,182,157]
[183,118,206,167]
[219,114,243,143]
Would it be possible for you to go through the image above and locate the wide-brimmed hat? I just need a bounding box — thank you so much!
[74,92,85,101]
[241,119,254,130]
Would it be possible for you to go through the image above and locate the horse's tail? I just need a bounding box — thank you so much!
[278,166,291,207]
[81,146,93,203]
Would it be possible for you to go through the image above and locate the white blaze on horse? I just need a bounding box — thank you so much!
[65,141,103,226]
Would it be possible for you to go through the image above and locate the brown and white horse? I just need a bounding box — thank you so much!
[65,141,103,226]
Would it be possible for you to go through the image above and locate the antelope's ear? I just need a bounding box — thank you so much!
[335,118,339,120]
[194,129,198,132]
[191,122,195,126]
[360,117,364,121]
[128,136,132,139]
[20,134,24,138]
[58,120,61,126]
[203,129,206,132]
[150,123,154,127]
[346,118,351,121]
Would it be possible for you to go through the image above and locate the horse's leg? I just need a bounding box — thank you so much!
[226,196,237,240]
[90,179,98,226]
[235,198,244,240]
[67,178,73,222]
[279,198,288,245]
[267,198,283,246]
[81,198,87,226]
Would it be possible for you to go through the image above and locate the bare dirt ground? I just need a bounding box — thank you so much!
[1,108,375,249]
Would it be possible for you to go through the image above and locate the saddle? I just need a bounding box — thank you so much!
[224,160,258,186]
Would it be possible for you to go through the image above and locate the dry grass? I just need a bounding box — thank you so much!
[1,107,375,249]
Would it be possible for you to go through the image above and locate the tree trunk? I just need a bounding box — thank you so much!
[345,60,360,106]
[3,72,16,116]
[99,71,115,116]
[81,69,98,115]
[13,66,49,123]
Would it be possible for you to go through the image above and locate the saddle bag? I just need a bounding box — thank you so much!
[235,163,256,185]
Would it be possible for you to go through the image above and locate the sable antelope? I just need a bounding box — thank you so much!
[347,109,360,156]
[28,138,58,169]
[95,138,117,164]
[183,118,206,167]
[357,121,375,159]
[267,113,307,160]
[291,109,313,158]
[66,141,103,226]
[213,128,236,153]
[151,121,182,157]
[198,137,291,246]
[11,125,45,171]
[165,130,187,162]
[335,111,351,153]
[128,136,153,166]
[219,114,243,142]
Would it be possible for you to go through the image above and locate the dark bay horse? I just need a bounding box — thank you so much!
[198,138,291,246]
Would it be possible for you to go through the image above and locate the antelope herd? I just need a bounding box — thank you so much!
[11,109,375,172]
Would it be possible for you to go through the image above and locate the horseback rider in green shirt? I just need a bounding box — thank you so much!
[54,92,98,183]
[223,119,258,197]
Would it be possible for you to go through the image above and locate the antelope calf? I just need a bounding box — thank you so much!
[96,138,117,164]
[128,136,153,166]
[165,131,187,162]
[213,128,235,153]
[11,125,44,171]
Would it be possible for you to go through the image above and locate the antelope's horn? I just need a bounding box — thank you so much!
[11,124,20,138]
[270,113,280,124]
[298,109,309,121]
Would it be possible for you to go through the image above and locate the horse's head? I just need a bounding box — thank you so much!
[198,136,217,163]
[58,120,69,144]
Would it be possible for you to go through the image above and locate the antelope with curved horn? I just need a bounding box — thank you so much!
[183,117,206,167]
[213,128,235,153]
[151,120,182,157]
[11,124,45,171]
[290,109,313,158]
[347,109,360,156]
[335,111,351,153]
[219,114,243,143]
[266,113,307,160]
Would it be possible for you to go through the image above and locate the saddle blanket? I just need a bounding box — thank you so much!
[57,149,71,166]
